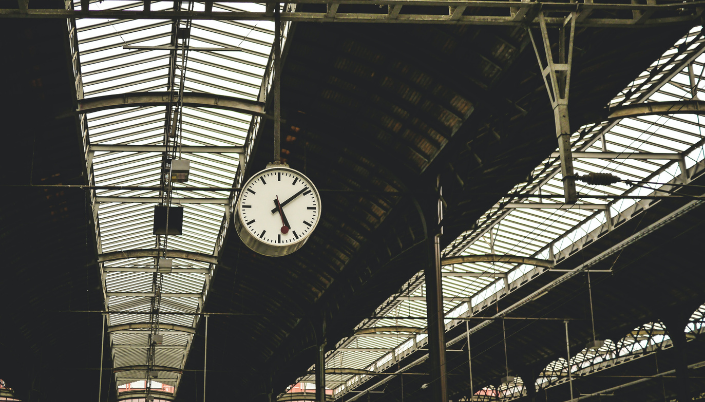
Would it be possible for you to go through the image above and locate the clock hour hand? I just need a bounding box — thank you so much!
[270,187,307,213]
[274,197,290,234]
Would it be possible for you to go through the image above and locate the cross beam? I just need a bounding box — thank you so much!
[108,322,196,333]
[76,91,264,116]
[2,2,703,27]
[98,249,218,265]
[89,145,244,153]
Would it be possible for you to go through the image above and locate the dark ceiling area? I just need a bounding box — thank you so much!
[0,17,116,402]
[1,3,704,402]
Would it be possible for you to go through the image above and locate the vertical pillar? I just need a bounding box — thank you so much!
[315,315,327,402]
[422,176,448,402]
[664,313,691,402]
[203,315,208,402]
[564,321,573,401]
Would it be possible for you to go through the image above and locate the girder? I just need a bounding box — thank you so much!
[606,100,705,120]
[98,249,219,265]
[113,365,183,373]
[76,91,265,116]
[441,254,554,268]
[2,1,704,27]
[108,323,196,334]
[355,326,426,335]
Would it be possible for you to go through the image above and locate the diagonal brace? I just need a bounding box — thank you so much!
[529,11,578,203]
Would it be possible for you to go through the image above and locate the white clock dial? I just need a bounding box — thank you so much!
[234,165,321,256]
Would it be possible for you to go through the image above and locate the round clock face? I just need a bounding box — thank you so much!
[235,166,321,255]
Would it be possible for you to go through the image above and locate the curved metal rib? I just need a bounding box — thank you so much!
[441,254,554,268]
[77,91,265,116]
[108,322,196,334]
[354,326,426,335]
[98,249,219,266]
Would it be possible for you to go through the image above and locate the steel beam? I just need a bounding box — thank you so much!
[338,348,395,352]
[108,323,196,334]
[442,272,508,277]
[98,249,218,265]
[355,326,426,335]
[76,91,264,116]
[89,145,244,153]
[442,254,553,268]
[103,266,210,274]
[1,5,703,27]
[106,292,202,298]
[113,365,183,373]
[123,45,242,51]
[97,197,229,204]
[503,203,607,209]
[606,100,705,120]
[116,391,175,401]
[113,344,187,349]
[400,296,471,301]
[116,377,178,382]
[551,152,682,160]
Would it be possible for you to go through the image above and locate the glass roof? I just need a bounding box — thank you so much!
[316,26,705,400]
[67,0,292,395]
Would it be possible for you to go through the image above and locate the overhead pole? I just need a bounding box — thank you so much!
[315,314,327,402]
[273,2,282,164]
[423,174,448,402]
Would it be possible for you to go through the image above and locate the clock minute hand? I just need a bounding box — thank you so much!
[270,187,307,213]
[274,197,290,234]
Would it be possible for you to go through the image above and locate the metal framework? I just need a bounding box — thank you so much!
[4,0,705,27]
[472,305,705,401]
[64,0,294,396]
[50,0,705,397]
[286,26,705,401]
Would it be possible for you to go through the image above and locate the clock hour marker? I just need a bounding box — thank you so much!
[247,189,256,195]
[246,219,255,225]
[307,207,316,210]
[303,189,311,196]
[278,172,281,181]
[259,230,266,239]
[278,234,281,243]
[303,221,311,227]
[242,205,251,208]
[293,231,299,239]
[261,177,267,185]
[292,178,298,185]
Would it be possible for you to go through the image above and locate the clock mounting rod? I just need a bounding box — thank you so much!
[273,2,282,164]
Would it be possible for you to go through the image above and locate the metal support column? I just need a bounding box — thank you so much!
[203,315,208,402]
[664,314,691,402]
[98,313,105,402]
[423,175,448,402]
[315,315,327,402]
[465,320,474,401]
[564,321,573,401]
[529,12,578,204]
